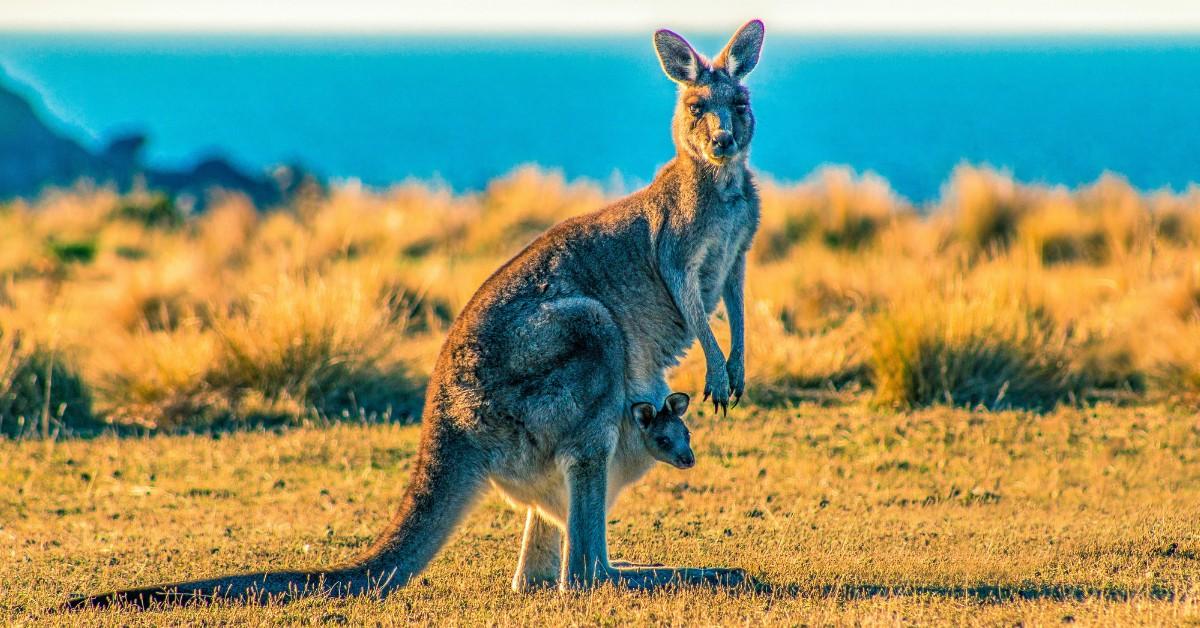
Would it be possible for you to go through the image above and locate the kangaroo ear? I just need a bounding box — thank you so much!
[663,392,690,416]
[631,402,657,428]
[716,19,765,80]
[653,29,705,85]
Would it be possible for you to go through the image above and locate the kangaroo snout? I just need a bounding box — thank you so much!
[676,451,696,469]
[710,131,737,158]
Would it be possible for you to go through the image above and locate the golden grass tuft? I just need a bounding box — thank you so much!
[89,274,422,431]
[90,325,222,429]
[940,164,1029,255]
[755,167,906,260]
[0,328,94,437]
[207,274,420,421]
[464,166,604,254]
[868,292,1077,411]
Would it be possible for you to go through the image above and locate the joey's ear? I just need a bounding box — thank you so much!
[715,19,765,80]
[663,392,690,416]
[631,402,657,428]
[653,29,705,84]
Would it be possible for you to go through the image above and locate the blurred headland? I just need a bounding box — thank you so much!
[0,69,319,208]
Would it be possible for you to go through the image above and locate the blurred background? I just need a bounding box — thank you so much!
[2,1,1200,437]
[2,0,1199,201]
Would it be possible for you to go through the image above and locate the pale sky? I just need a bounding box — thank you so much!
[1,0,1199,33]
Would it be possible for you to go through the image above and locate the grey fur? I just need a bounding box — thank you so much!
[63,19,764,609]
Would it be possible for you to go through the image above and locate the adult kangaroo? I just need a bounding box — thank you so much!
[66,19,765,608]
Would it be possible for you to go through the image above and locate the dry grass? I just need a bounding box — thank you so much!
[5,402,1200,625]
[0,329,94,438]
[1,164,1200,435]
[868,292,1077,411]
[6,165,1200,623]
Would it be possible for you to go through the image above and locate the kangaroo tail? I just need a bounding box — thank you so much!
[61,424,489,610]
[60,570,363,610]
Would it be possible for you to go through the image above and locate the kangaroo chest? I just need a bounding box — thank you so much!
[622,178,756,396]
[695,195,752,312]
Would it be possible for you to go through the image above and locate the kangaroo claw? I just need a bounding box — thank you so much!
[703,388,711,401]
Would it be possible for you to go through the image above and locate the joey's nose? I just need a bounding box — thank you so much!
[678,452,696,468]
[710,131,736,157]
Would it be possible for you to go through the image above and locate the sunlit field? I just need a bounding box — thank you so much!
[4,165,1200,622]
[6,404,1200,624]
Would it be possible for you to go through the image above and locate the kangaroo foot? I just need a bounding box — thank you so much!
[512,573,559,593]
[609,559,666,568]
[561,565,748,591]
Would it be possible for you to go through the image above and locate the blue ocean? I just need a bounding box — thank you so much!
[1,33,1198,202]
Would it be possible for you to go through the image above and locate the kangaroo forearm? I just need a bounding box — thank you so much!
[662,263,724,364]
[681,286,724,364]
[722,255,747,357]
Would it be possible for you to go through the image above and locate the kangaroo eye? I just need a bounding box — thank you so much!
[656,437,671,448]
[735,102,748,114]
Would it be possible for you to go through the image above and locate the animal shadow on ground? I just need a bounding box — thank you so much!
[17,580,1175,616]
[744,579,1177,603]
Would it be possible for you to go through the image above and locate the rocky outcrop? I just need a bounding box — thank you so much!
[0,73,320,208]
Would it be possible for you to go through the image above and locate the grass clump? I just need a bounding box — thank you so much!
[868,293,1077,411]
[464,166,603,255]
[91,326,224,429]
[0,330,94,437]
[941,164,1028,256]
[1153,187,1200,245]
[1137,320,1200,406]
[1016,196,1111,266]
[93,274,422,432]
[756,167,904,260]
[93,276,423,430]
[207,276,420,423]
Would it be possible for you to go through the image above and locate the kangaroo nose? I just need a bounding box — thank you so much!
[710,131,736,156]
[679,452,696,468]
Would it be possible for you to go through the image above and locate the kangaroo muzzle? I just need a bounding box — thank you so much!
[710,130,737,159]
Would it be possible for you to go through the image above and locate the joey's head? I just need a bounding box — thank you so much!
[631,392,695,469]
[653,20,765,169]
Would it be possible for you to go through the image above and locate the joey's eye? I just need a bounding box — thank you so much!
[687,103,703,116]
[735,102,748,114]
[656,437,671,448]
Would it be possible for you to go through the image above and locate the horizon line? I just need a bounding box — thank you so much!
[4,25,1200,37]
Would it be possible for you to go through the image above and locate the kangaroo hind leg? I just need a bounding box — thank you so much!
[559,455,745,590]
[560,451,614,589]
[512,508,562,592]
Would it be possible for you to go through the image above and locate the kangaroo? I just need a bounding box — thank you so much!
[631,392,695,470]
[65,19,764,609]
